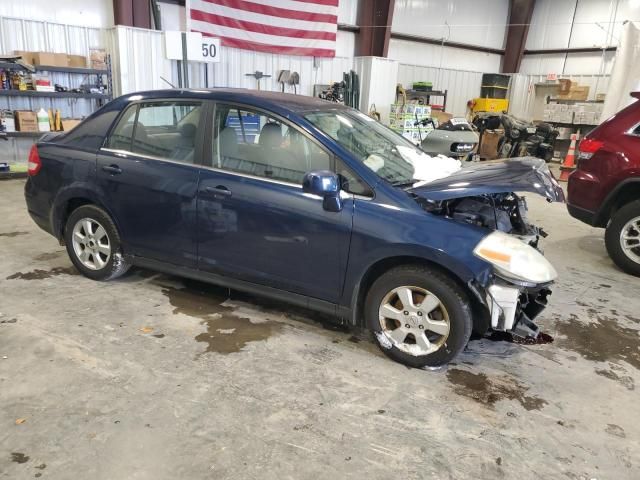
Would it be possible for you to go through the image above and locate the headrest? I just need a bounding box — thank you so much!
[179,123,197,139]
[219,127,238,156]
[259,122,282,148]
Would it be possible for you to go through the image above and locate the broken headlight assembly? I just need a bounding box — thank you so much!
[473,230,557,285]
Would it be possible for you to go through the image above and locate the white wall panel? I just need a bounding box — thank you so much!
[158,2,186,31]
[525,0,640,75]
[338,0,358,25]
[0,0,113,28]
[392,0,509,50]
[397,63,484,116]
[108,26,174,95]
[189,47,353,97]
[388,38,502,73]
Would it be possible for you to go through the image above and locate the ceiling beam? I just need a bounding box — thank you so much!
[524,46,617,54]
[390,32,505,55]
[355,0,395,57]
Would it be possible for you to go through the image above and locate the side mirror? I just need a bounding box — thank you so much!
[302,170,343,212]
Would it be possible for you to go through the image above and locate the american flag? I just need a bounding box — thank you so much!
[188,0,338,57]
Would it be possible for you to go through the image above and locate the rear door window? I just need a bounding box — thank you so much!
[106,101,202,164]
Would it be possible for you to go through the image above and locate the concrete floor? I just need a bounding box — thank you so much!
[0,177,638,480]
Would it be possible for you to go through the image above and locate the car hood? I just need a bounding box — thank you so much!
[407,157,565,202]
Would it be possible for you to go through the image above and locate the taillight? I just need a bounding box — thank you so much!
[28,145,41,176]
[578,138,604,160]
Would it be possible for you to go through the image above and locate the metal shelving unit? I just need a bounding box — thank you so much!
[0,56,113,174]
[405,89,448,111]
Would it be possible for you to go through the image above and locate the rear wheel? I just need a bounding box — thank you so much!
[64,205,131,281]
[605,201,640,276]
[365,265,472,368]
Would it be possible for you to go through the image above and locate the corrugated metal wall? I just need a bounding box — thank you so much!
[397,63,483,116]
[0,15,106,118]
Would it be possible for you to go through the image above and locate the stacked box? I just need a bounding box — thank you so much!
[543,102,603,126]
[389,103,432,143]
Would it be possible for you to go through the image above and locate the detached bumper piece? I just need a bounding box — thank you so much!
[486,283,552,339]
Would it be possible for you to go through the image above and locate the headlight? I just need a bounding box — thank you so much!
[473,231,557,284]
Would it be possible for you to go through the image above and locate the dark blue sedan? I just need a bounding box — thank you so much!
[24,89,563,367]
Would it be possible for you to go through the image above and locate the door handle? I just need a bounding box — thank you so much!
[204,185,232,197]
[102,164,122,175]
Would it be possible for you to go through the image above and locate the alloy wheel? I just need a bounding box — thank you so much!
[71,217,111,270]
[620,216,640,265]
[378,286,450,356]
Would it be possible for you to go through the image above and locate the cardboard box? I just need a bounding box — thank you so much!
[67,54,87,68]
[432,111,453,125]
[14,111,38,132]
[33,52,69,67]
[479,130,503,159]
[61,119,81,131]
[12,50,36,64]
[90,48,107,70]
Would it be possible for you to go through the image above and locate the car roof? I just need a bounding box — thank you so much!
[117,88,349,114]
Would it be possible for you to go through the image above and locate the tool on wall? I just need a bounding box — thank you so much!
[288,71,300,94]
[276,70,290,92]
[245,71,271,90]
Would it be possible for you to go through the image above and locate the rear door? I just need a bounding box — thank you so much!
[96,100,203,267]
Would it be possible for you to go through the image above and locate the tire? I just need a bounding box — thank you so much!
[605,201,640,277]
[64,204,131,281]
[364,264,473,368]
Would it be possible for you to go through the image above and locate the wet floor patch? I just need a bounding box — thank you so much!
[10,452,29,463]
[6,266,78,280]
[161,282,282,355]
[33,251,64,261]
[486,331,554,345]
[555,316,640,369]
[595,366,635,391]
[446,368,547,411]
[0,231,28,238]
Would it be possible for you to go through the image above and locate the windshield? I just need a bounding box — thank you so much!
[305,110,460,186]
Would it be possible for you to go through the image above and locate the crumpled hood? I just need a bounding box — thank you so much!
[407,157,565,202]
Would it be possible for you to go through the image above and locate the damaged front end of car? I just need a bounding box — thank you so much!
[409,157,564,340]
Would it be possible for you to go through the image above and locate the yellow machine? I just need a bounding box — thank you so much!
[472,97,509,113]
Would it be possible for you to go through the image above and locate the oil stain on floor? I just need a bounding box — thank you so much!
[555,314,640,369]
[447,368,547,411]
[6,266,78,280]
[0,231,29,238]
[161,281,282,355]
[10,452,29,463]
[33,251,64,261]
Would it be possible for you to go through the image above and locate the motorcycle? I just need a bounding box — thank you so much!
[415,117,479,161]
[472,113,559,162]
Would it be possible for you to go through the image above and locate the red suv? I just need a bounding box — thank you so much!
[568,92,640,276]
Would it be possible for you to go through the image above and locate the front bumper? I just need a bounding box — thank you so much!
[485,280,552,338]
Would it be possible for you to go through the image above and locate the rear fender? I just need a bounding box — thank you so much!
[51,183,119,242]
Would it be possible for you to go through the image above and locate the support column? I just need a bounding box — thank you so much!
[113,0,151,29]
[355,0,395,57]
[501,0,536,73]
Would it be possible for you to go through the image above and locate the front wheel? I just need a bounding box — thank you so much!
[64,204,131,281]
[364,265,472,368]
[605,201,640,276]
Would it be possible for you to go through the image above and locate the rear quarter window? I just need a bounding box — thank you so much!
[56,109,119,151]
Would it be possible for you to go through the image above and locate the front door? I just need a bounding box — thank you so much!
[96,100,203,267]
[196,104,353,303]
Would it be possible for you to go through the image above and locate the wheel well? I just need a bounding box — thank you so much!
[353,256,488,333]
[58,198,95,242]
[600,183,640,226]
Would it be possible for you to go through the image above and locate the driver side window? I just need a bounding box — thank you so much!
[210,104,331,184]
